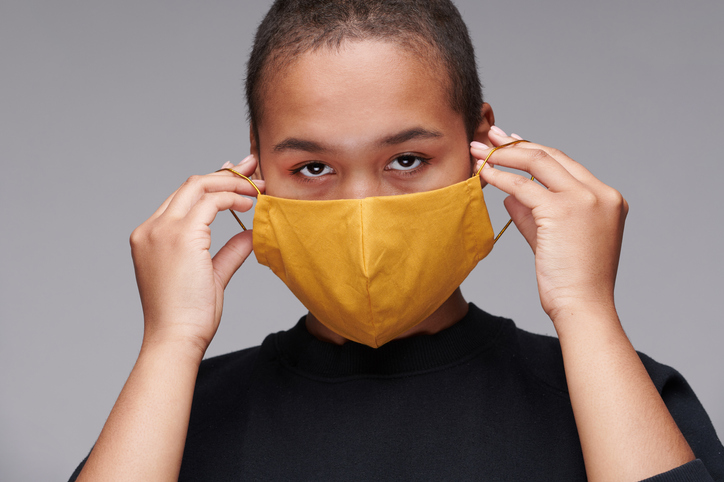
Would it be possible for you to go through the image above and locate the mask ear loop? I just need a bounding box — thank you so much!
[474,139,536,243]
[216,167,261,231]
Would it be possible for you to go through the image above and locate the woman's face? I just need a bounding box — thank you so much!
[252,40,490,200]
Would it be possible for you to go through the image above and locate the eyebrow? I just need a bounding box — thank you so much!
[273,138,327,153]
[272,127,444,153]
[380,127,443,146]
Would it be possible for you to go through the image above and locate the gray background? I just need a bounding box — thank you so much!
[1,0,722,479]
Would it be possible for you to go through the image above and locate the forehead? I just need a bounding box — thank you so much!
[257,40,463,147]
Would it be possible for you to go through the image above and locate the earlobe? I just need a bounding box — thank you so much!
[249,124,263,180]
[473,103,495,146]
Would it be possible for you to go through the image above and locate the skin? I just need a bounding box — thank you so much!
[77,40,695,481]
[250,40,485,343]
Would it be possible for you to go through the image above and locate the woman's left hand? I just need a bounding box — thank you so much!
[471,126,629,325]
[473,127,697,481]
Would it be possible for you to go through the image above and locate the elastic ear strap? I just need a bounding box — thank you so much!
[473,139,536,244]
[217,168,262,195]
[216,167,262,231]
[474,139,531,176]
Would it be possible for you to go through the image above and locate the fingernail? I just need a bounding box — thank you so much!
[239,154,254,166]
[511,133,523,140]
[470,141,490,150]
[490,125,507,137]
[221,161,233,169]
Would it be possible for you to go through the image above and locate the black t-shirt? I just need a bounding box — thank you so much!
[70,304,724,480]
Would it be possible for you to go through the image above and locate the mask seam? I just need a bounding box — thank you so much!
[359,200,377,346]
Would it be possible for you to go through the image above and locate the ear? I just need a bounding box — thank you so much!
[249,124,263,180]
[472,103,495,146]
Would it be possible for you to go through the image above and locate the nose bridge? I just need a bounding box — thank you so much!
[339,170,384,200]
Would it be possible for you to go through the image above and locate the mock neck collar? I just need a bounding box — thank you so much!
[271,303,508,379]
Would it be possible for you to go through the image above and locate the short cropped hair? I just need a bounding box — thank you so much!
[246,0,483,143]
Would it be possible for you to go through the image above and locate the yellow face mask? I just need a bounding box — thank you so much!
[221,140,529,348]
[253,175,493,348]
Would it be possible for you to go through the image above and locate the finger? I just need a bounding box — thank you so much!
[166,170,261,219]
[234,155,258,174]
[210,154,259,179]
[149,158,246,221]
[473,124,528,171]
[509,141,600,186]
[149,187,181,220]
[503,195,537,252]
[480,165,550,210]
[471,143,579,192]
[488,125,520,147]
[212,229,254,289]
[213,172,266,195]
[185,191,255,228]
[488,126,602,187]
[211,154,266,194]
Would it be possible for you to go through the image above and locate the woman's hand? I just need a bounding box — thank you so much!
[77,155,264,482]
[471,127,628,325]
[130,154,264,358]
[472,128,694,480]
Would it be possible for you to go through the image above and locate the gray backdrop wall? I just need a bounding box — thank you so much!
[1,1,722,479]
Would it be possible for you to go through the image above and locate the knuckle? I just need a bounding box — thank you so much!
[528,148,548,163]
[602,187,626,208]
[512,175,530,188]
[198,192,215,205]
[129,226,144,247]
[147,225,164,243]
[130,223,159,251]
[184,175,204,188]
[578,190,598,207]
[481,166,498,181]
[146,223,184,250]
[547,147,566,159]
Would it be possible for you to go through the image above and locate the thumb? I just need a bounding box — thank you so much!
[212,229,255,289]
[503,196,537,252]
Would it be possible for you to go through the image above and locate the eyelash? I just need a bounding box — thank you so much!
[289,154,431,181]
[289,162,333,181]
[385,154,430,175]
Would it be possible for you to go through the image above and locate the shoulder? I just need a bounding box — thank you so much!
[195,319,303,389]
[191,346,263,415]
[505,326,569,394]
[197,345,263,387]
[188,320,303,414]
[507,324,703,399]
[507,323,724,477]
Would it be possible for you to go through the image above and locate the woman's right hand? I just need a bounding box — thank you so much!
[129,155,263,359]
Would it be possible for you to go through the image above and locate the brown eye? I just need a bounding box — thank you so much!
[387,155,427,171]
[298,162,333,177]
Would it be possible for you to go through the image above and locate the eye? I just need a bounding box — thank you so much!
[386,154,429,171]
[293,162,334,178]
